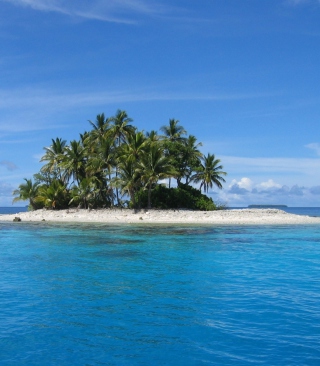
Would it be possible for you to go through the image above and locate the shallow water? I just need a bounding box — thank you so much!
[1,223,320,365]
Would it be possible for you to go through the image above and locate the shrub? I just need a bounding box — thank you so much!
[134,183,218,210]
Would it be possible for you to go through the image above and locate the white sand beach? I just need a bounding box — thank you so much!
[1,208,320,225]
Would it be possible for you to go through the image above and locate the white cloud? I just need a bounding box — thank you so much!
[305,143,320,156]
[228,178,283,196]
[1,0,174,23]
[0,87,275,110]
[229,177,253,190]
[211,176,320,207]
[256,179,282,191]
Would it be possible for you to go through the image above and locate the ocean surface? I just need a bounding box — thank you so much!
[1,209,320,365]
[0,206,28,214]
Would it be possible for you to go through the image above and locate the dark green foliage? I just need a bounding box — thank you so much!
[134,183,217,211]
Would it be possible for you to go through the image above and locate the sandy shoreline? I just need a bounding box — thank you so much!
[1,208,320,225]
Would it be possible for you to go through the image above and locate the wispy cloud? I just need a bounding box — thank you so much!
[220,155,320,176]
[0,88,276,109]
[0,86,277,132]
[287,0,310,5]
[0,160,18,171]
[1,0,176,24]
[305,143,320,156]
[286,0,320,6]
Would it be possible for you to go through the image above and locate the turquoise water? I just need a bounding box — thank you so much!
[1,222,320,365]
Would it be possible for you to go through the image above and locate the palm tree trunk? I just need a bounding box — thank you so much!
[147,184,152,209]
[115,172,120,206]
[107,173,114,207]
[116,138,120,206]
[130,189,136,209]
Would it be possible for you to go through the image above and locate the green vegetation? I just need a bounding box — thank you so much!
[13,110,227,210]
[135,184,222,211]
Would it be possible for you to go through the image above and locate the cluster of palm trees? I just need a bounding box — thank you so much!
[13,110,227,210]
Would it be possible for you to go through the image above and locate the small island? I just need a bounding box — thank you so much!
[12,110,227,212]
[248,205,288,208]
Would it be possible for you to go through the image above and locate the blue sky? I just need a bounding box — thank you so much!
[1,0,320,207]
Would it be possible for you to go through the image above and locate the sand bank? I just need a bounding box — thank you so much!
[1,208,320,225]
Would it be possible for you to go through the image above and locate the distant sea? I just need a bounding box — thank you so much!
[0,206,28,214]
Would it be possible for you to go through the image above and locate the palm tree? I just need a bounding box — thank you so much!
[137,144,177,209]
[108,110,135,147]
[160,119,187,188]
[146,130,159,144]
[40,137,66,181]
[35,180,69,209]
[108,110,135,205]
[160,119,186,142]
[191,153,227,193]
[69,177,100,209]
[118,131,147,163]
[176,135,203,185]
[113,159,140,208]
[85,137,116,207]
[12,178,40,210]
[86,137,115,177]
[86,113,111,147]
[59,140,87,185]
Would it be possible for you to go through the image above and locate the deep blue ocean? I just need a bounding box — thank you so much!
[1,208,320,365]
[0,207,28,214]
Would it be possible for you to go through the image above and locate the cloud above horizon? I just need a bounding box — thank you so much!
[212,177,320,206]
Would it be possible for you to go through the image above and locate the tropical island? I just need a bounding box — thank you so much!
[12,110,227,211]
[7,109,320,225]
